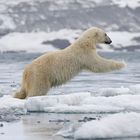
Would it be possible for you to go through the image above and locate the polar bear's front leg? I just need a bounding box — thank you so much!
[85,52,126,73]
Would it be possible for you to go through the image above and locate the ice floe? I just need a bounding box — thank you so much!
[0,84,140,121]
[25,85,140,113]
[0,95,26,115]
[25,92,91,112]
[129,84,140,95]
[25,93,140,113]
[0,95,26,121]
[75,112,140,139]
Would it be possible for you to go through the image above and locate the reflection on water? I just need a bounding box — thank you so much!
[0,113,100,140]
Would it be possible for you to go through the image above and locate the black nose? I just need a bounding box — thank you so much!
[105,40,112,44]
[104,35,112,44]
[109,40,112,44]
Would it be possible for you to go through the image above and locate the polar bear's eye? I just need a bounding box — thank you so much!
[105,33,107,36]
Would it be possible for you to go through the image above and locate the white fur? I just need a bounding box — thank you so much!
[14,27,126,99]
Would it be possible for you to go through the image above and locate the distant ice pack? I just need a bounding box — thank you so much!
[0,30,140,52]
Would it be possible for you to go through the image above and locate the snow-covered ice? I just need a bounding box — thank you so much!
[99,31,140,51]
[0,95,26,115]
[25,85,140,113]
[112,0,140,9]
[0,31,140,53]
[108,32,140,47]
[0,84,140,116]
[75,112,140,139]
[129,84,140,95]
[26,93,140,113]
[25,92,91,112]
[98,86,131,97]
[0,95,26,121]
[0,15,16,30]
[0,84,140,138]
[0,29,81,53]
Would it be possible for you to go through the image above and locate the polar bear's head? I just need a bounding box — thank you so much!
[79,27,112,45]
[91,27,112,44]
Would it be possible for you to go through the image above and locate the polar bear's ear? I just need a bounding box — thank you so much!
[94,32,98,37]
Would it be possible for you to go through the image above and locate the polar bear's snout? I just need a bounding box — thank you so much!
[105,35,112,44]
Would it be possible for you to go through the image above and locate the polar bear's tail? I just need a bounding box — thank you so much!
[14,88,26,99]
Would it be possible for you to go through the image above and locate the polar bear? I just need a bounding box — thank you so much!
[14,27,125,99]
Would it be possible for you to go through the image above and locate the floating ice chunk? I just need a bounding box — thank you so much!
[1,85,140,118]
[0,95,26,115]
[82,95,140,112]
[26,92,140,113]
[44,94,140,113]
[25,92,91,112]
[55,123,75,138]
[98,87,131,97]
[129,84,140,94]
[75,112,140,139]
[0,95,26,121]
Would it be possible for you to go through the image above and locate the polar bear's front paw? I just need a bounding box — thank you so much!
[116,61,127,70]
